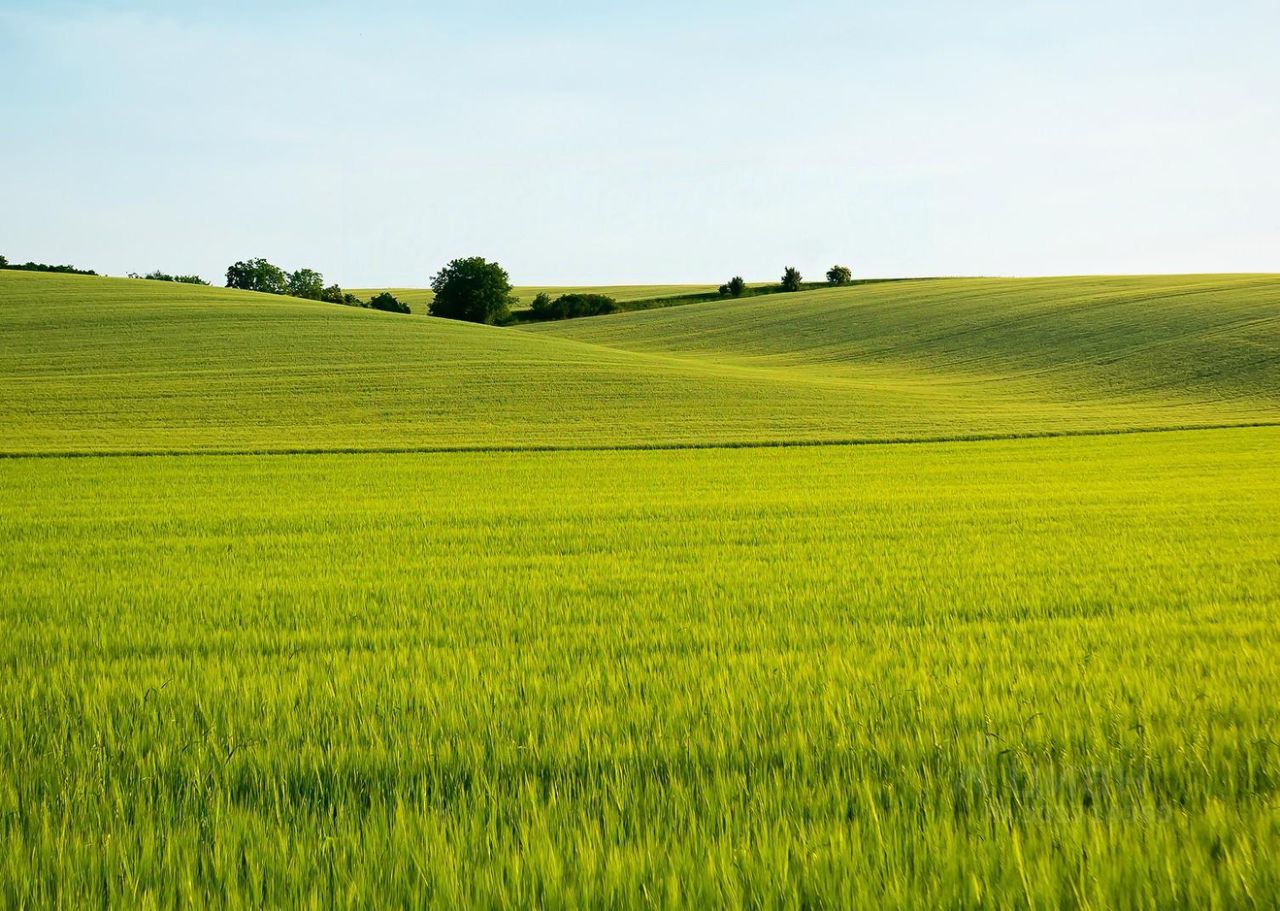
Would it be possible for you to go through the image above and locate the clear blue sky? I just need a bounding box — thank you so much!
[2,0,1277,286]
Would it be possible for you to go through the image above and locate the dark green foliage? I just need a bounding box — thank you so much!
[428,257,515,325]
[286,269,325,301]
[530,293,619,321]
[0,257,96,275]
[827,265,853,286]
[132,270,209,285]
[320,285,364,306]
[781,267,803,292]
[226,258,287,294]
[718,276,749,298]
[368,292,410,314]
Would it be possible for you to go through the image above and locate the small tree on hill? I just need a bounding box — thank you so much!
[718,276,748,297]
[826,265,852,286]
[428,256,515,324]
[0,254,10,268]
[226,258,287,294]
[369,291,410,314]
[287,268,325,300]
[781,266,803,292]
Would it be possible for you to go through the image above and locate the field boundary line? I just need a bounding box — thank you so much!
[0,421,1276,461]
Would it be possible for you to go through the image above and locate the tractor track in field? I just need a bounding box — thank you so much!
[1,420,1275,461]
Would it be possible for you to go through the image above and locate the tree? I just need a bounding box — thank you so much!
[0,254,8,268]
[826,265,852,286]
[287,268,325,300]
[226,258,287,294]
[369,291,410,314]
[718,276,748,297]
[781,266,803,292]
[428,256,515,324]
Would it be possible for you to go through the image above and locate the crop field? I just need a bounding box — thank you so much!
[1,270,1278,907]
[2,272,1277,456]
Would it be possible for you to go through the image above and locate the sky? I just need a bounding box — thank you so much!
[2,0,1277,286]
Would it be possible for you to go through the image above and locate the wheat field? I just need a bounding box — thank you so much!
[1,270,1277,907]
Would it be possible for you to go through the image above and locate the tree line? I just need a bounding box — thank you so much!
[3,249,859,326]
[0,254,97,275]
[224,258,409,313]
[717,264,854,298]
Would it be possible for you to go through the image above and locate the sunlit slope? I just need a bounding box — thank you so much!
[1,271,1276,456]
[531,274,1280,407]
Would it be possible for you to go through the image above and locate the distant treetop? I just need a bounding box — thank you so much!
[826,265,853,286]
[226,258,288,294]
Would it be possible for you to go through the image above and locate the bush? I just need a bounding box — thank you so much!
[718,276,748,298]
[530,292,619,321]
[826,265,852,286]
[781,267,803,292]
[428,257,516,324]
[226,258,287,294]
[368,291,410,314]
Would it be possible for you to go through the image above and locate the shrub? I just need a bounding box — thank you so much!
[826,265,852,286]
[226,258,287,294]
[781,267,803,292]
[369,291,410,314]
[530,293,619,321]
[428,257,516,325]
[718,276,749,298]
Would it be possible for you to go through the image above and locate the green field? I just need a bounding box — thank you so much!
[1,270,1278,907]
[2,272,1276,455]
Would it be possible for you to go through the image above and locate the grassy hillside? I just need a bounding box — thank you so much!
[3,428,1278,907]
[530,274,1280,406]
[2,268,1279,906]
[1,271,1276,455]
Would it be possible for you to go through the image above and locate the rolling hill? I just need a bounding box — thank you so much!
[1,271,1276,456]
[3,267,1279,907]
